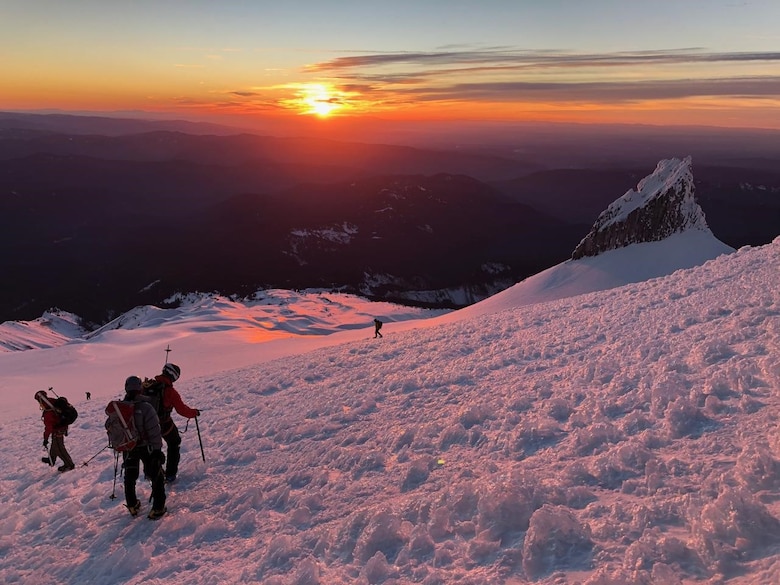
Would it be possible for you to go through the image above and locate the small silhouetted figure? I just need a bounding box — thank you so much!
[86,392,91,400]
[374,318,383,338]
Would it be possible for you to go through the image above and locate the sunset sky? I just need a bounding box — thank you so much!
[2,0,780,133]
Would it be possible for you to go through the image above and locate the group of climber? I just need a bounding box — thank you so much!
[34,363,201,520]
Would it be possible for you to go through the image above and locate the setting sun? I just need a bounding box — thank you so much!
[299,83,341,117]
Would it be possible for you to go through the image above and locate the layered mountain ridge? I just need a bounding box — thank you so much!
[1,115,778,324]
[2,155,738,351]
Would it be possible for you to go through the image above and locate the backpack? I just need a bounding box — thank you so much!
[142,378,167,420]
[105,400,140,452]
[53,396,78,426]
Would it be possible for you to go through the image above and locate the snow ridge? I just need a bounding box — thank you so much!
[0,309,87,351]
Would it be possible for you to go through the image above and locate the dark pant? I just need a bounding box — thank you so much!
[124,447,166,511]
[49,434,74,468]
[162,423,182,477]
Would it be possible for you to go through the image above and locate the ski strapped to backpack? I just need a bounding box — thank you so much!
[36,389,78,426]
[105,400,140,452]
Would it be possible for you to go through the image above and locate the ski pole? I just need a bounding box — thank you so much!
[82,444,109,467]
[195,415,205,463]
[110,451,120,500]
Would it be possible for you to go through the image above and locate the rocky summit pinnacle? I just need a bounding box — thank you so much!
[571,156,710,260]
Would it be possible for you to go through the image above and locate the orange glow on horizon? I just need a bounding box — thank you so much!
[4,5,779,135]
[4,89,779,132]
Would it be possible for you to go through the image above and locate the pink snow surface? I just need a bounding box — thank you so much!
[1,237,779,584]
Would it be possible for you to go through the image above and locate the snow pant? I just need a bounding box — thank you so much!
[123,446,166,511]
[49,434,74,468]
[162,423,182,478]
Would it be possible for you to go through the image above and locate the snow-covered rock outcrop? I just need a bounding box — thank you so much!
[572,156,709,259]
[441,157,735,322]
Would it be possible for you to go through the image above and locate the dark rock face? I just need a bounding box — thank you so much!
[572,156,709,259]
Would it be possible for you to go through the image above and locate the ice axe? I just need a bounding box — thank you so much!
[195,415,205,463]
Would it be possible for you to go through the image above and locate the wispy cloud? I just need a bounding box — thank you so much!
[175,48,779,122]
[306,48,780,72]
[304,48,780,106]
[174,94,285,114]
[407,77,780,104]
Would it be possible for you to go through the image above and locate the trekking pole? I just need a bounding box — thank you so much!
[195,415,205,463]
[164,344,172,364]
[110,451,120,500]
[82,444,109,467]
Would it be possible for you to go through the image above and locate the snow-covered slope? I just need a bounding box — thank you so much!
[448,229,734,322]
[87,289,449,339]
[0,289,451,355]
[0,291,450,422]
[0,309,88,352]
[0,237,778,584]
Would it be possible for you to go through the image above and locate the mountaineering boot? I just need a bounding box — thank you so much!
[42,457,52,465]
[165,474,177,484]
[58,464,75,473]
[127,501,141,517]
[148,507,167,520]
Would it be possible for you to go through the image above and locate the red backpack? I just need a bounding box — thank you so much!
[105,400,140,452]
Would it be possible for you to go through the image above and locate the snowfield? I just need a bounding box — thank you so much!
[0,237,779,584]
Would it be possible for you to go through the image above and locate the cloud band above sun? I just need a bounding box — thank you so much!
[213,47,780,126]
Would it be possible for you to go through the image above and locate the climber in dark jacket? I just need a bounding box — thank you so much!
[122,375,167,520]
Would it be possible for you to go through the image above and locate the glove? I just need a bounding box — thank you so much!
[195,409,201,417]
[43,438,48,447]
